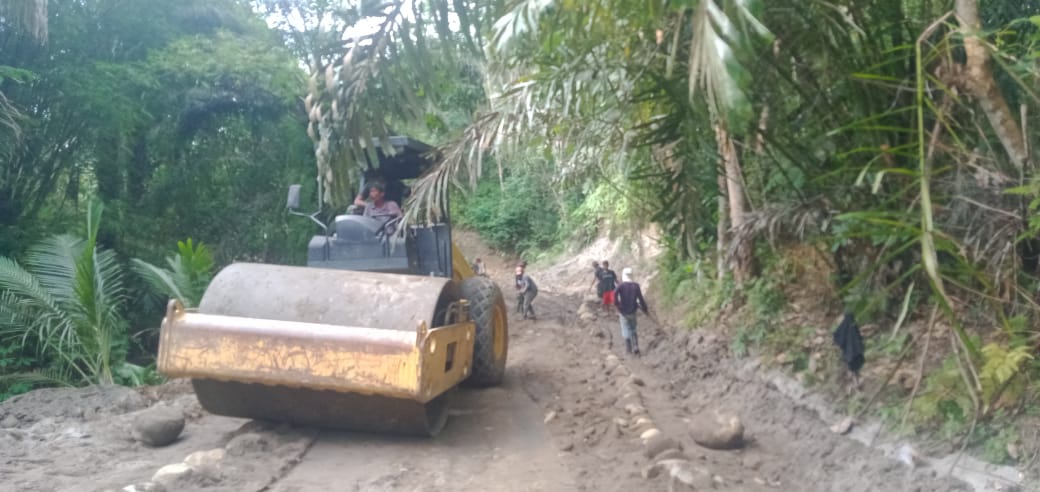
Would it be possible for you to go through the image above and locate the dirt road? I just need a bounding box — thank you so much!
[0,236,1013,491]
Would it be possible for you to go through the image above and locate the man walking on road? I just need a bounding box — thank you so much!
[614,267,649,355]
[515,264,538,320]
[598,260,618,314]
[590,261,603,297]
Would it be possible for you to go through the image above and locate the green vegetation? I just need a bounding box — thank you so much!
[0,201,175,395]
[456,173,561,256]
[0,0,313,399]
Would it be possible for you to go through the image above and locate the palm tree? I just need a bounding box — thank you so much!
[0,200,127,385]
[131,238,214,309]
[0,0,47,148]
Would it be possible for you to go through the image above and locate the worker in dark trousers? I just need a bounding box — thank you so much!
[598,260,618,314]
[515,263,538,320]
[614,267,649,355]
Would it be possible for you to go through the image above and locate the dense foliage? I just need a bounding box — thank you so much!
[0,0,315,398]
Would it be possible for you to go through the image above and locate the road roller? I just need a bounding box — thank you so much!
[156,137,508,436]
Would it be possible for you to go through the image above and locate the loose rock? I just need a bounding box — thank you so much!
[640,428,661,441]
[624,403,647,415]
[184,448,225,468]
[830,416,854,435]
[132,407,185,447]
[643,433,681,459]
[122,482,165,492]
[544,411,557,424]
[689,410,744,450]
[151,463,192,485]
[665,460,715,490]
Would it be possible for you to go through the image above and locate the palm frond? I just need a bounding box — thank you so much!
[488,0,555,54]
[0,369,76,390]
[731,199,838,247]
[686,0,771,127]
[22,234,82,305]
[307,0,487,208]
[131,259,190,307]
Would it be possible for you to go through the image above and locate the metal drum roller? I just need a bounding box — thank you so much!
[157,263,476,436]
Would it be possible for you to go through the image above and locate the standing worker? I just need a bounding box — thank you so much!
[614,267,649,355]
[590,261,603,297]
[472,258,488,277]
[515,264,538,320]
[598,260,618,314]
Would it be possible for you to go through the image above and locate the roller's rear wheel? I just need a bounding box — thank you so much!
[460,276,508,386]
[192,379,450,436]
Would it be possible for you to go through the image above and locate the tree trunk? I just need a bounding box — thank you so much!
[955,0,1030,168]
[715,124,755,284]
[717,172,728,281]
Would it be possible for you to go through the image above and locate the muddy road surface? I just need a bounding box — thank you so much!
[0,248,997,491]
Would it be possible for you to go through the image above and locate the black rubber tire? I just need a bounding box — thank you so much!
[460,276,508,386]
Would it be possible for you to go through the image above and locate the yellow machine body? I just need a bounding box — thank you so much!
[157,263,477,435]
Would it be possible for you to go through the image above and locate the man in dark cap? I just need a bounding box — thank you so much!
[353,182,402,221]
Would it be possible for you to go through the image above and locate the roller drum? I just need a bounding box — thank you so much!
[159,263,472,436]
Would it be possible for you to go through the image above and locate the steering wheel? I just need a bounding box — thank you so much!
[374,215,403,239]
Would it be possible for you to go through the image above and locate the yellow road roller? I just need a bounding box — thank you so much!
[157,137,508,436]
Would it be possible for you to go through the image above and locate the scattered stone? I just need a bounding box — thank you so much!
[619,393,641,407]
[1007,442,1021,461]
[666,460,715,490]
[775,352,788,365]
[629,376,645,387]
[122,482,165,492]
[60,427,89,439]
[633,417,653,428]
[897,444,922,468]
[640,428,661,441]
[1,416,19,428]
[830,416,854,435]
[624,404,647,415]
[151,463,192,485]
[184,448,225,468]
[643,433,681,459]
[132,407,185,447]
[544,411,557,424]
[689,410,744,450]
[225,432,269,457]
[559,441,574,452]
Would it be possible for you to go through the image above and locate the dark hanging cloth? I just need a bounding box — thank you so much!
[832,312,865,374]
